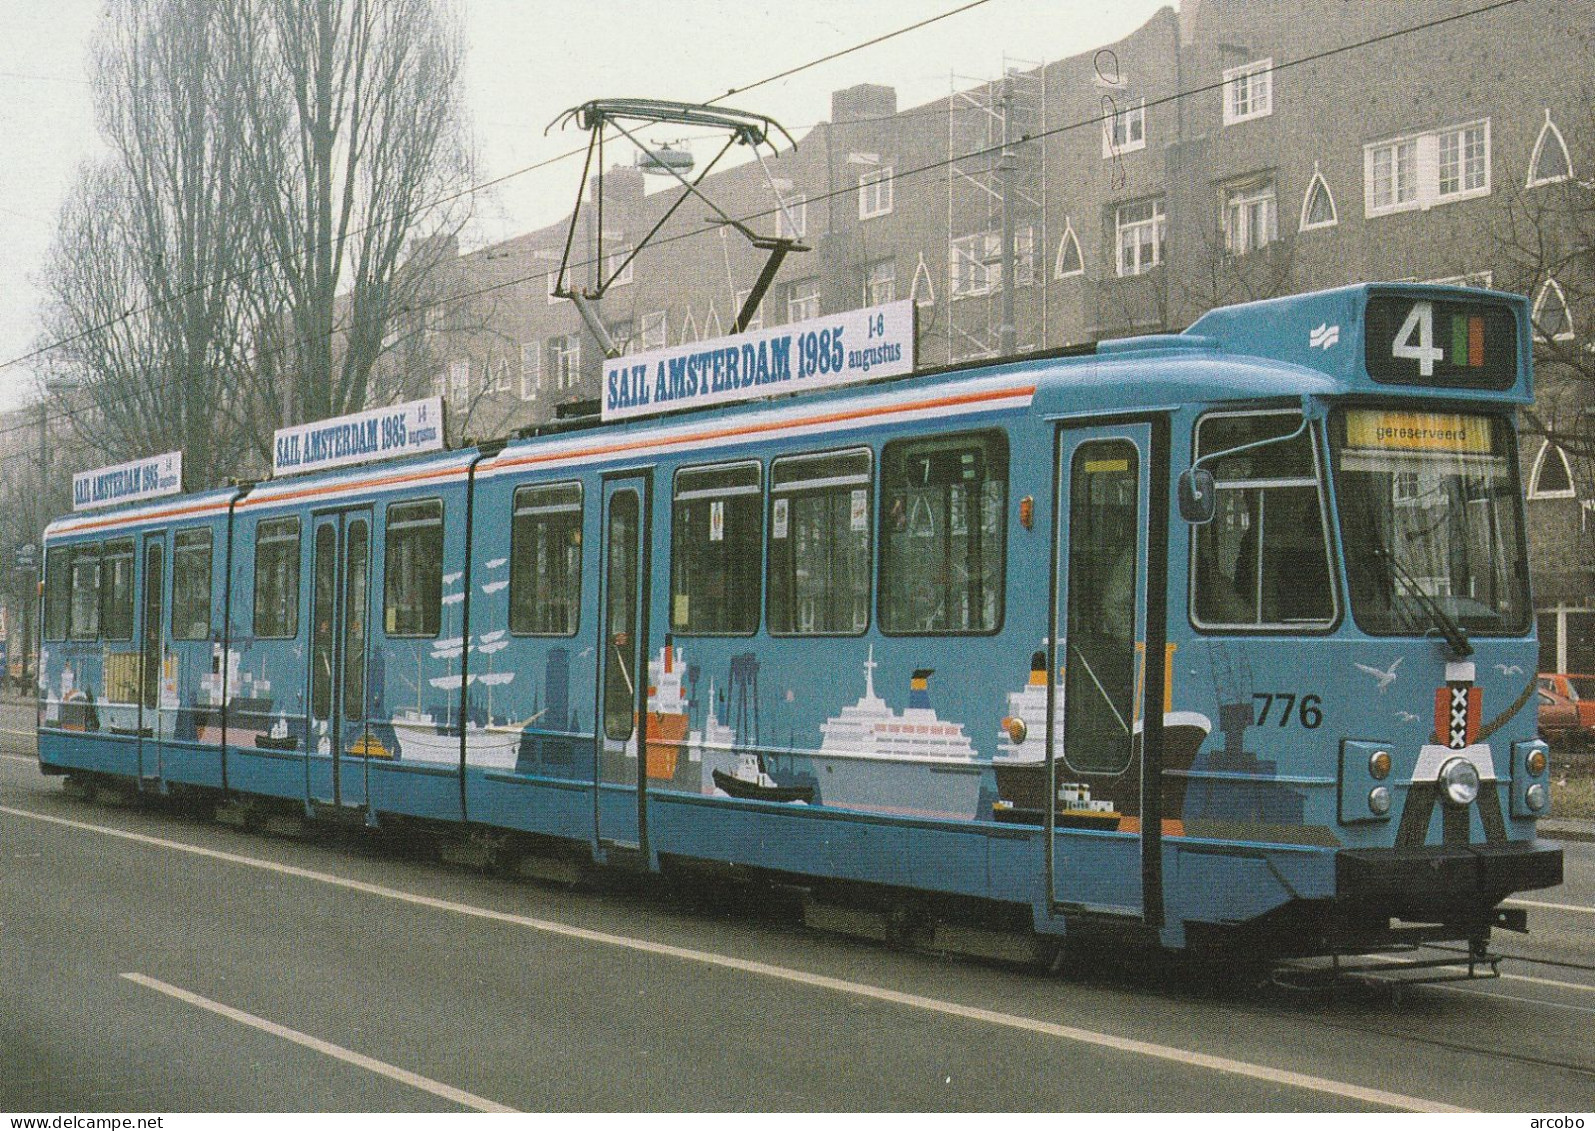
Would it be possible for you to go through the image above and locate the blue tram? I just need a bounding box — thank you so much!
[37,283,1562,957]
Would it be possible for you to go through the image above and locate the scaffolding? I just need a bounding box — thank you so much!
[944,57,1047,363]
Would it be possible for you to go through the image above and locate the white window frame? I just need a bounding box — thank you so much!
[546,269,563,304]
[858,167,894,220]
[733,289,764,332]
[1223,178,1277,256]
[641,311,668,351]
[950,228,1034,297]
[605,239,634,287]
[1115,198,1165,277]
[1528,110,1573,188]
[776,194,807,240]
[1299,167,1338,231]
[1102,98,1146,158]
[519,341,541,400]
[448,358,470,405]
[550,335,581,391]
[910,253,936,308]
[1529,439,1577,500]
[1364,119,1491,217]
[1223,59,1273,125]
[787,279,821,324]
[1533,278,1576,342]
[490,358,512,394]
[864,259,896,306]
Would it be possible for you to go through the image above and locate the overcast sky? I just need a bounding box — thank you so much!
[0,0,1167,416]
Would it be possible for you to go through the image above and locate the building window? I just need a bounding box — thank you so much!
[1055,218,1084,278]
[549,335,581,390]
[489,358,512,394]
[776,193,807,240]
[670,461,762,635]
[1528,110,1573,187]
[1115,198,1165,276]
[1364,119,1490,216]
[253,517,301,639]
[732,290,764,332]
[546,270,562,304]
[787,278,821,323]
[641,311,668,351]
[950,228,1034,297]
[768,448,872,636]
[1223,59,1272,125]
[510,482,583,635]
[1533,278,1575,341]
[858,167,894,219]
[680,308,699,344]
[1224,177,1277,256]
[171,527,213,640]
[448,359,470,405]
[880,430,1007,635]
[1529,440,1576,500]
[384,499,443,638]
[911,253,936,307]
[605,240,634,287]
[1102,98,1145,157]
[519,341,540,400]
[1299,167,1338,231]
[606,320,634,356]
[863,259,896,306]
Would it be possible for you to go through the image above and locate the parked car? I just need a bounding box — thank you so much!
[1538,673,1595,746]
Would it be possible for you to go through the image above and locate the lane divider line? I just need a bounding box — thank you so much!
[121,973,517,1112]
[5,803,1466,1113]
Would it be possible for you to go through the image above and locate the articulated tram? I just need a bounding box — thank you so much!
[38,283,1562,959]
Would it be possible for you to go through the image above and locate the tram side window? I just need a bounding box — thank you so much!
[254,517,301,639]
[100,539,135,642]
[171,528,213,640]
[768,448,872,635]
[510,482,582,635]
[670,461,762,635]
[69,544,102,640]
[1191,411,1335,629]
[386,498,444,637]
[880,431,1008,635]
[44,547,71,641]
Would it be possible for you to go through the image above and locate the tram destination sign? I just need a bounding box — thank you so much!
[602,299,915,422]
[273,396,445,477]
[72,451,183,511]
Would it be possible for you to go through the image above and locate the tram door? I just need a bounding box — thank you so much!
[593,474,652,863]
[137,533,168,781]
[1049,422,1165,922]
[306,509,373,813]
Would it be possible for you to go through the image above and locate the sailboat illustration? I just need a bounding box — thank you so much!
[390,559,528,769]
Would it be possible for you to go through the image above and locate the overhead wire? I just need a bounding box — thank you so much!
[0,0,1527,472]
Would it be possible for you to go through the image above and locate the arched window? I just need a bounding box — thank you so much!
[680,308,699,344]
[1533,278,1575,342]
[910,252,936,307]
[1528,109,1573,187]
[1530,439,1576,499]
[1299,163,1337,231]
[1054,217,1084,278]
[703,303,723,340]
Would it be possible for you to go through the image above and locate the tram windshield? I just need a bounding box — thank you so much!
[1331,408,1530,637]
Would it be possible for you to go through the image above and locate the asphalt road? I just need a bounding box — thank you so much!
[4,704,1594,1113]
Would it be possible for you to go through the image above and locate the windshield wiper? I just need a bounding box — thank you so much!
[1373,545,1472,658]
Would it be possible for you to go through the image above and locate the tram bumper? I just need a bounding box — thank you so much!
[1335,840,1562,921]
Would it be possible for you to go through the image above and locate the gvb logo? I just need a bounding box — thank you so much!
[1309,322,1341,350]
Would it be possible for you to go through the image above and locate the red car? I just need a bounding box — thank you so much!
[1538,673,1595,746]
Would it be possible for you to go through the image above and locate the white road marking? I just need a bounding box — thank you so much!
[1507,897,1595,917]
[121,973,516,1112]
[4,804,1467,1113]
[1364,953,1595,996]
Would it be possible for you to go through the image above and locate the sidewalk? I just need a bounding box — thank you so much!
[1539,817,1595,844]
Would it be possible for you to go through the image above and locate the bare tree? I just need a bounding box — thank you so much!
[230,0,475,432]
[37,0,260,489]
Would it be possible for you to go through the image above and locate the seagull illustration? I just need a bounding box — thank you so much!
[1396,710,1419,723]
[1495,663,1523,676]
[1355,657,1402,693]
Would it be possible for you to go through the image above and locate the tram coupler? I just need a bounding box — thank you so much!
[1494,906,1529,934]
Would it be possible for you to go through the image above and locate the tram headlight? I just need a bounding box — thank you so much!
[1367,786,1392,816]
[1004,717,1027,744]
[1439,757,1481,807]
[1526,782,1549,812]
[1368,750,1392,780]
[1526,749,1547,777]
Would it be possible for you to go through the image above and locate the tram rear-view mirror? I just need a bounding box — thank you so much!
[1178,468,1216,524]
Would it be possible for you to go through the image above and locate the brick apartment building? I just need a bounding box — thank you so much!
[371,0,1595,669]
